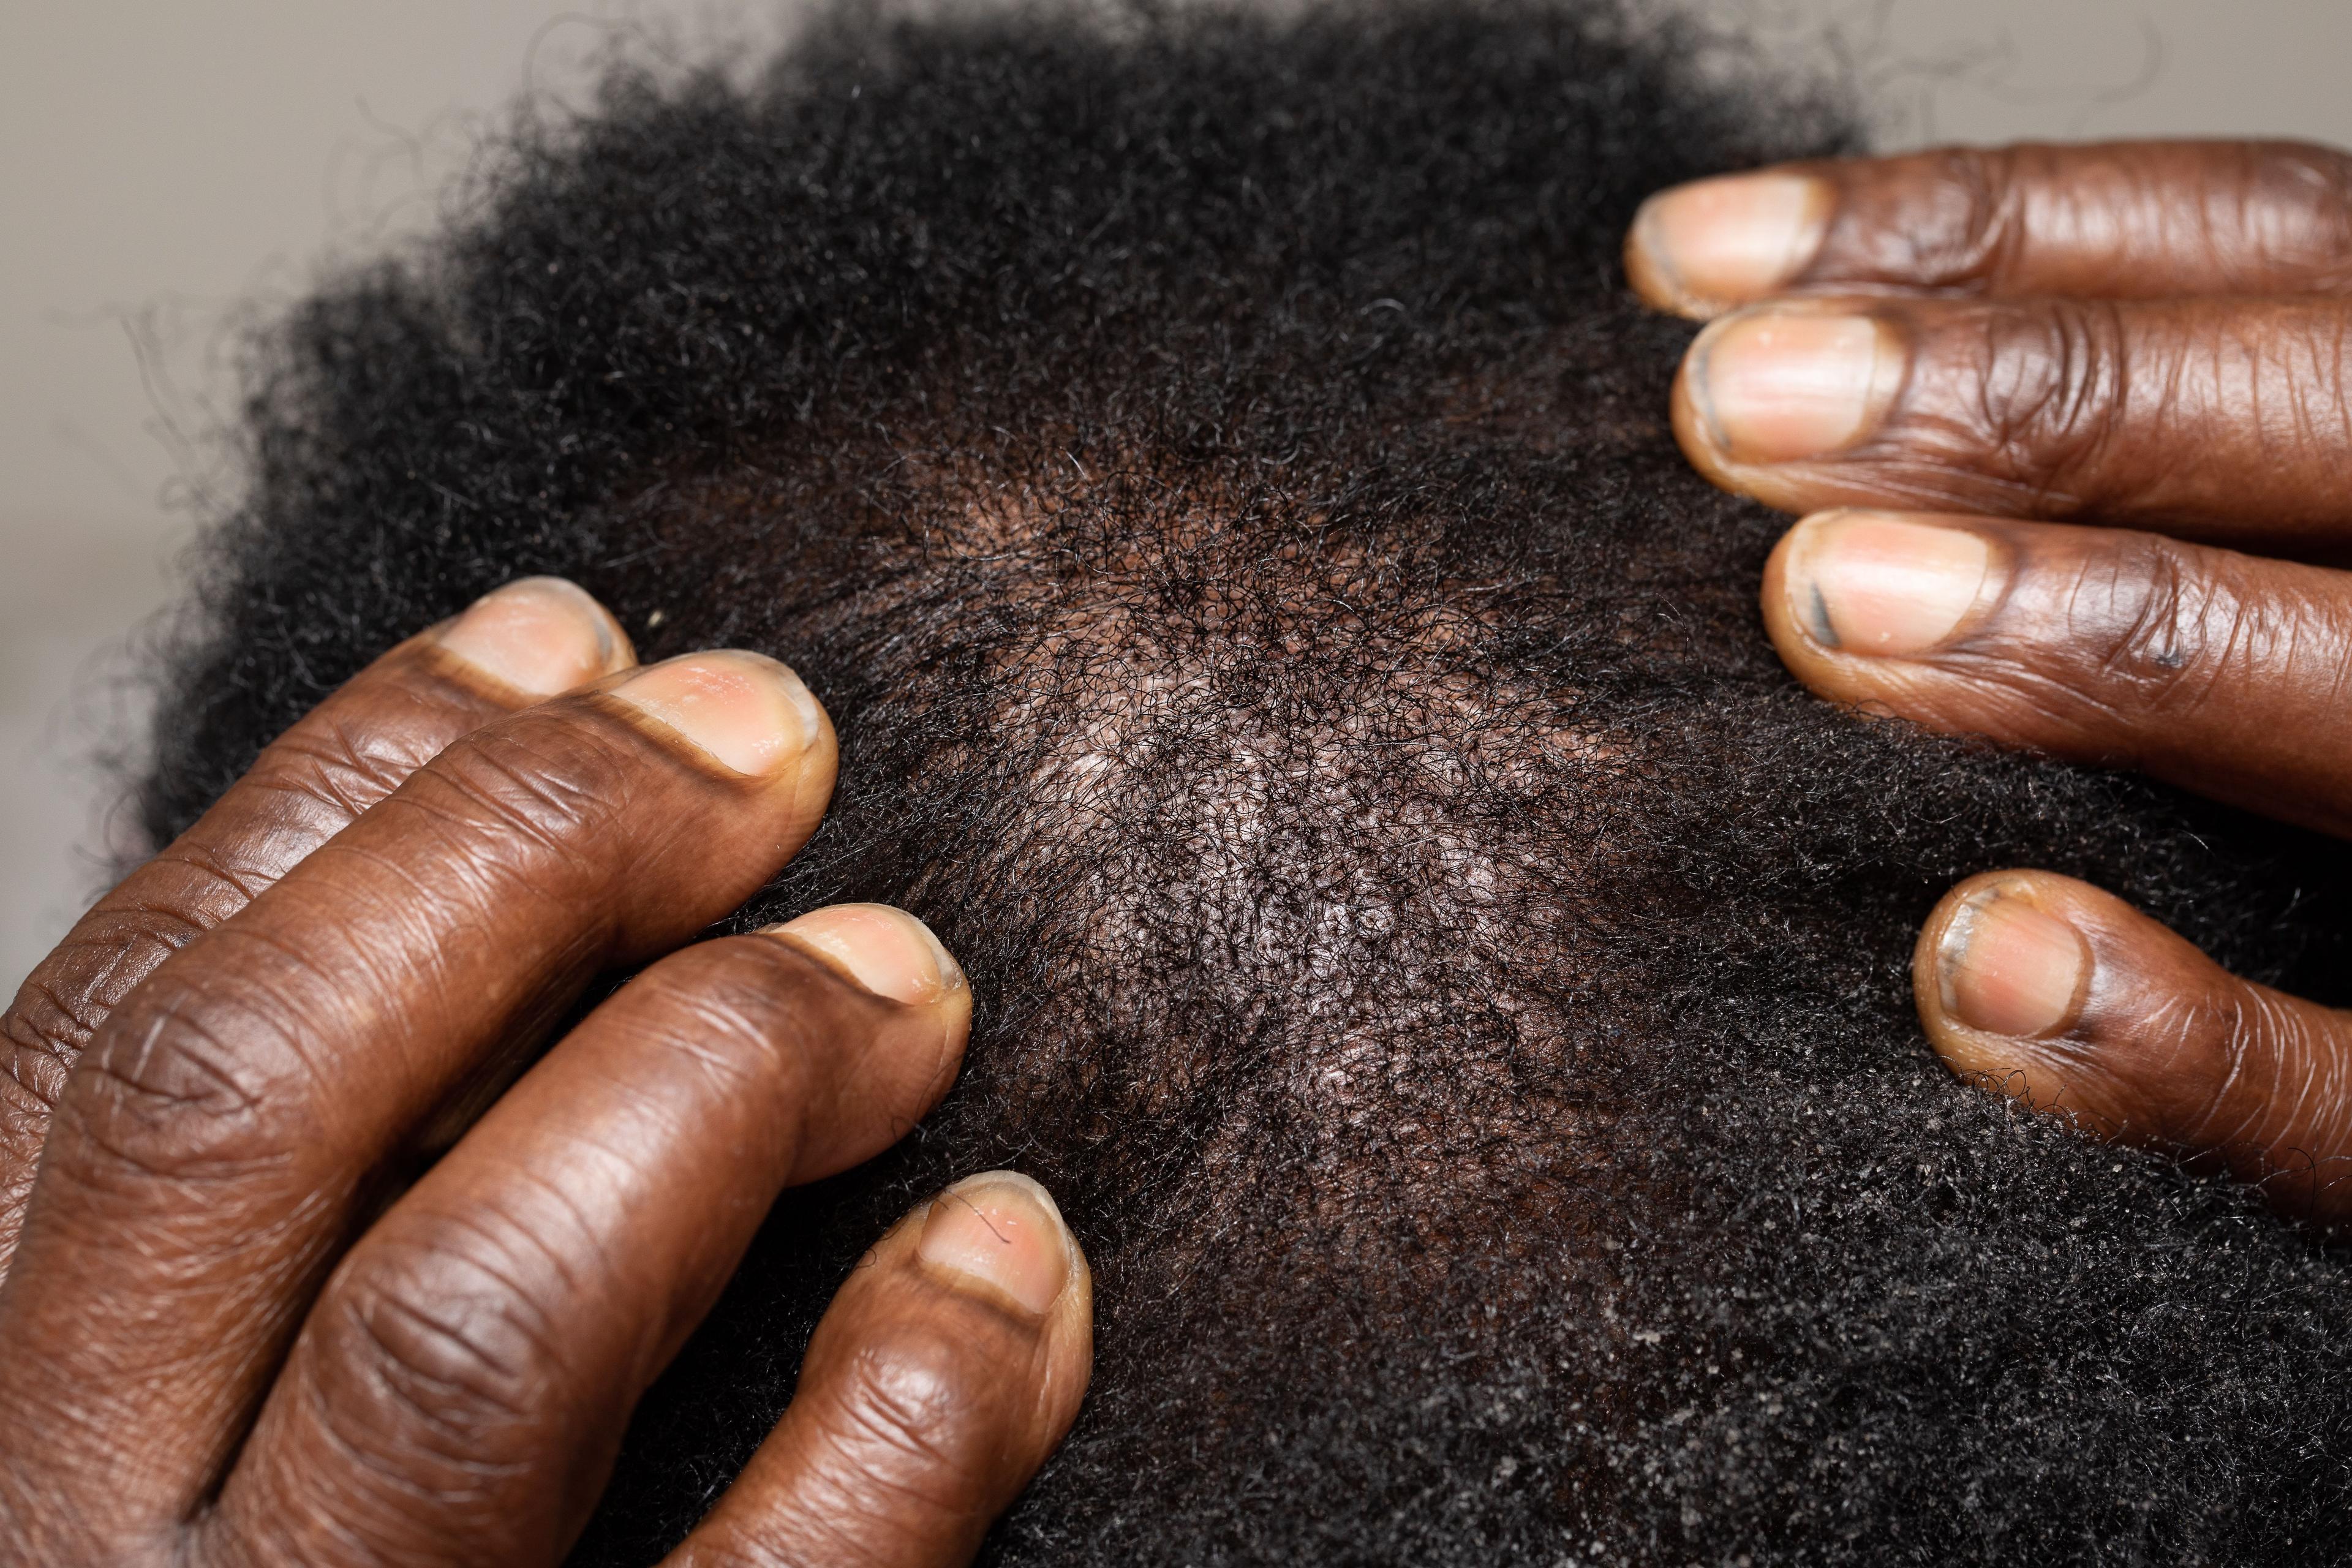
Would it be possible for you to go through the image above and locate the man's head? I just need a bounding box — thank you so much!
[146,2,2352,1561]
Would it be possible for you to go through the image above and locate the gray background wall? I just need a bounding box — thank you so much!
[6,0,2350,992]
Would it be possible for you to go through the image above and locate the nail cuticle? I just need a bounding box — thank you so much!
[782,668,826,754]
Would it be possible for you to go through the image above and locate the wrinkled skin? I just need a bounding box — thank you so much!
[1629,138,2352,1221]
[0,580,1091,1566]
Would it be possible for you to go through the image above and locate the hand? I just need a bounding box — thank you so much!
[0,578,1090,1565]
[1627,141,2352,1221]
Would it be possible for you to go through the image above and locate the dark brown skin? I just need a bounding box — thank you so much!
[0,577,1090,1566]
[1629,139,2352,1222]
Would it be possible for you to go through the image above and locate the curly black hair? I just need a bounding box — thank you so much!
[144,3,2352,1562]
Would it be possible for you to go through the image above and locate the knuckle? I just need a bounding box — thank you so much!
[258,716,428,825]
[312,1220,571,1458]
[1917,146,2026,288]
[3,910,215,1084]
[1965,300,2130,495]
[2067,536,2249,714]
[61,1003,303,1188]
[5,993,94,1112]
[2081,535,2196,674]
[823,1312,1015,1491]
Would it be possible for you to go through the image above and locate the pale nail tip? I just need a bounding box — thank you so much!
[1627,203,1693,309]
[439,582,613,696]
[1683,328,1733,453]
[901,910,967,995]
[522,576,622,666]
[784,672,826,749]
[1934,900,1981,1020]
[558,586,620,666]
[767,905,960,1005]
[953,1168,1062,1218]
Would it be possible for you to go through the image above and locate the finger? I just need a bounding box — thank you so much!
[207,906,970,1567]
[1915,870,2352,1226]
[1627,140,2352,319]
[0,578,633,1274]
[1672,296,2352,552]
[666,1172,1091,1568]
[0,649,835,1525]
[1762,511,2352,837]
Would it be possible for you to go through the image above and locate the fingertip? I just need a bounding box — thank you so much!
[1911,870,2225,1142]
[1918,872,2091,1050]
[916,1171,1077,1320]
[761,905,971,1146]
[434,576,636,698]
[767,903,967,1011]
[907,1170,1094,1444]
[1626,170,1833,318]
[1762,511,2036,743]
[671,1172,1092,1568]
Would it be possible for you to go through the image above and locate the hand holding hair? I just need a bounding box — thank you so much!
[1631,141,2352,1223]
[0,579,1090,1566]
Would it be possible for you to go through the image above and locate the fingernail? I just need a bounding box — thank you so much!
[918,1172,1071,1316]
[608,650,824,775]
[766,903,965,1005]
[1785,513,1991,655]
[1687,309,1900,464]
[437,577,630,696]
[1632,172,1831,313]
[1939,893,2088,1040]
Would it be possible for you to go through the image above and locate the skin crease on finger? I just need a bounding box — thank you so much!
[1669,294,2352,557]
[0,570,1095,1568]
[1760,510,2352,837]
[99,1,2352,1564]
[0,578,638,1279]
[187,907,1066,1568]
[1627,143,2352,316]
[0,638,855,1558]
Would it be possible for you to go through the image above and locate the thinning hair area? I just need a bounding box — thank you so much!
[142,2,2352,1562]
